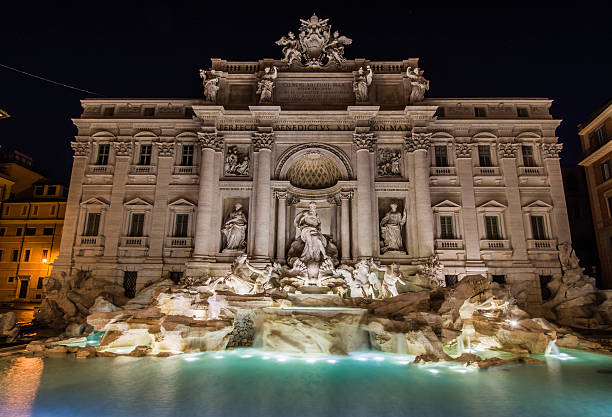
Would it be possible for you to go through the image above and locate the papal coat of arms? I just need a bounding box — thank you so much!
[276,14,352,68]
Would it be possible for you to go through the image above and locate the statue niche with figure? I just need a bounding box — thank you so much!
[286,201,338,285]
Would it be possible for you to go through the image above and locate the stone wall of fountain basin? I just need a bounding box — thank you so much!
[28,275,604,360]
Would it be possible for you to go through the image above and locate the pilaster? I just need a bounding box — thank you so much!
[148,141,175,259]
[542,143,571,245]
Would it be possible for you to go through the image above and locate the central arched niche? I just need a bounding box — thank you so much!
[275,143,353,189]
[286,152,341,189]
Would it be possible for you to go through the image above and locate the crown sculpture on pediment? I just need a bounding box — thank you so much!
[276,14,352,68]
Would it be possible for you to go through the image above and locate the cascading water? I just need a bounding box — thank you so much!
[545,339,560,356]
[456,336,464,355]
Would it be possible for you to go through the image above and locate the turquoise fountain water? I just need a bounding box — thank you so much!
[1,348,611,417]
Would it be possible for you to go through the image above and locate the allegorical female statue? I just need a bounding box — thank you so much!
[221,203,247,251]
[353,65,373,102]
[256,66,278,104]
[380,202,406,253]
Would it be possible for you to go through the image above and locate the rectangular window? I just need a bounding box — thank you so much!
[123,271,137,298]
[440,215,454,239]
[478,145,492,167]
[3,206,8,215]
[139,144,152,165]
[84,213,101,236]
[11,250,19,261]
[517,107,529,117]
[129,213,145,237]
[608,197,612,218]
[16,227,22,236]
[593,125,607,147]
[34,186,44,196]
[143,107,155,117]
[485,215,501,240]
[103,106,115,117]
[174,214,189,237]
[32,205,38,216]
[601,160,611,182]
[8,277,14,283]
[181,145,194,166]
[24,250,31,262]
[530,215,546,240]
[0,228,5,236]
[50,205,56,216]
[522,145,536,167]
[42,249,48,260]
[474,107,486,117]
[25,227,36,236]
[37,277,44,289]
[43,227,54,235]
[434,146,448,167]
[21,206,27,215]
[0,249,2,261]
[46,186,56,195]
[492,274,506,284]
[97,144,110,165]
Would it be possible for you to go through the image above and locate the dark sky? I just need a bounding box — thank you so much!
[1,3,610,183]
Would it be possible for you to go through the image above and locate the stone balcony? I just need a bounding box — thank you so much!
[130,165,157,175]
[79,236,104,246]
[435,239,464,250]
[88,165,114,175]
[518,166,545,176]
[173,165,198,175]
[120,236,149,247]
[473,166,500,176]
[165,237,193,248]
[480,239,510,250]
[430,167,456,176]
[527,239,557,250]
[75,235,104,256]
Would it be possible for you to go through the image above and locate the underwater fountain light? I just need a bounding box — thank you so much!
[214,354,224,359]
[240,354,253,358]
[326,359,337,364]
[508,319,519,327]
[428,369,440,374]
[373,356,385,362]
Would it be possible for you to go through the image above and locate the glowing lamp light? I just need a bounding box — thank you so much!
[42,258,48,264]
[509,319,519,328]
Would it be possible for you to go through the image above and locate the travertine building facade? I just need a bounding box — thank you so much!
[53,16,571,306]
[579,99,612,288]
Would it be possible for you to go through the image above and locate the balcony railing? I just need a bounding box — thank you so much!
[88,165,114,175]
[430,167,456,176]
[480,239,510,250]
[527,239,557,250]
[473,166,500,176]
[518,166,545,176]
[79,236,103,246]
[165,237,193,248]
[120,236,148,247]
[435,239,464,250]
[173,165,197,175]
[130,165,157,175]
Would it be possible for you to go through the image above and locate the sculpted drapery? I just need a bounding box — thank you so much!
[380,203,406,253]
[222,203,248,251]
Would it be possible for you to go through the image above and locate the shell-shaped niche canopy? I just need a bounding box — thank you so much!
[286,152,341,189]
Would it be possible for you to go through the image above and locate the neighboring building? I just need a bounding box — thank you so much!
[579,98,612,288]
[52,15,572,309]
[0,150,45,196]
[0,181,66,303]
[561,165,599,279]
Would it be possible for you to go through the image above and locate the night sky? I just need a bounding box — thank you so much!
[1,3,610,183]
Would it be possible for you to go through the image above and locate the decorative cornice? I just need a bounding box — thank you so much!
[353,132,376,151]
[113,140,133,157]
[404,132,431,152]
[198,132,224,151]
[252,132,275,151]
[541,143,563,159]
[498,143,520,159]
[71,141,90,157]
[155,141,175,158]
[454,143,472,158]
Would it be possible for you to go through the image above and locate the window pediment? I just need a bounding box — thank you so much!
[477,200,507,212]
[80,197,110,207]
[523,200,553,212]
[433,199,461,212]
[124,197,153,209]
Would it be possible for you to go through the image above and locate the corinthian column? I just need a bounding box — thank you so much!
[353,133,376,258]
[193,133,223,259]
[406,133,434,257]
[252,132,275,259]
[339,190,353,261]
[275,191,287,262]
[542,143,571,245]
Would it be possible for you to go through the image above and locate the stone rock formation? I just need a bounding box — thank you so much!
[0,312,19,343]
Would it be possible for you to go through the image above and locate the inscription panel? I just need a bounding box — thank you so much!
[274,80,354,106]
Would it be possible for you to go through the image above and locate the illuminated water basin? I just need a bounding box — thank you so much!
[1,348,611,417]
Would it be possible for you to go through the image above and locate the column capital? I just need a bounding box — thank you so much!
[404,132,431,152]
[274,190,288,200]
[498,143,520,159]
[454,142,472,159]
[252,132,275,151]
[113,140,134,157]
[327,194,341,206]
[70,141,91,157]
[198,132,224,151]
[339,190,354,200]
[155,141,176,158]
[541,143,563,159]
[286,194,300,206]
[353,132,376,151]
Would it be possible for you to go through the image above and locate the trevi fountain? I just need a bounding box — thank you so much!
[1,14,611,417]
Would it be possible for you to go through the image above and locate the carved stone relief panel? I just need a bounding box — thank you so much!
[224,145,251,177]
[377,147,402,178]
